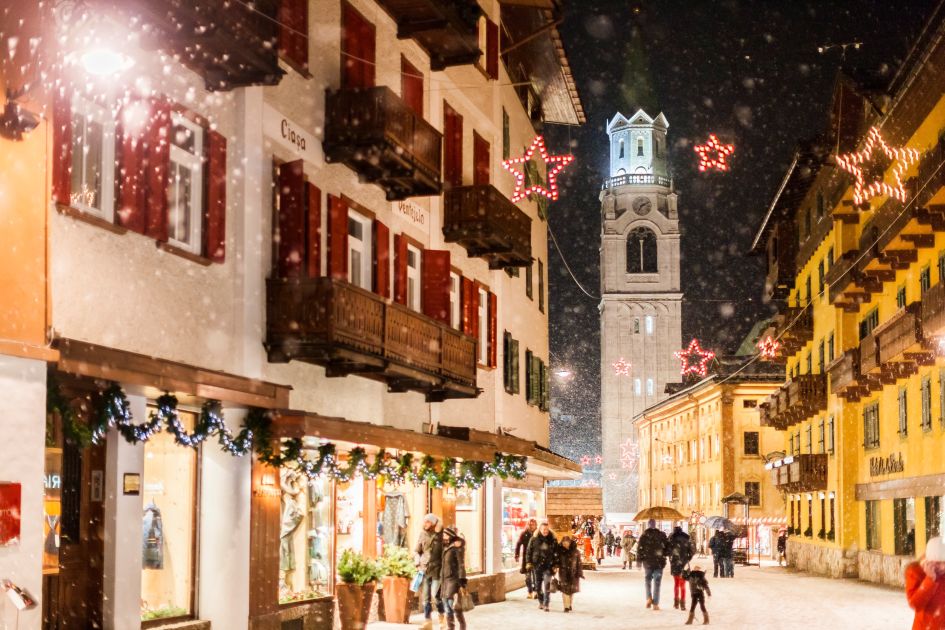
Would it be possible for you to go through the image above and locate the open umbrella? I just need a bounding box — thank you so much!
[632,506,685,522]
[703,515,737,531]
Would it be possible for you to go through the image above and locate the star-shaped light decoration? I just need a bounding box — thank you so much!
[580,455,591,467]
[594,455,603,465]
[674,339,716,378]
[694,133,735,172]
[502,135,575,202]
[613,358,632,376]
[619,438,639,471]
[836,126,920,205]
[757,335,781,361]
[607,473,617,481]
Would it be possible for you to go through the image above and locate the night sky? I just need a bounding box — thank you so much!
[546,0,937,463]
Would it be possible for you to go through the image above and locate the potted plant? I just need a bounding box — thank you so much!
[336,549,381,630]
[378,545,418,624]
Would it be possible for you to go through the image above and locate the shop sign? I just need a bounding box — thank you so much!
[869,452,904,477]
[263,104,322,166]
[393,199,429,233]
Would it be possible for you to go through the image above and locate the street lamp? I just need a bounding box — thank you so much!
[79,46,134,76]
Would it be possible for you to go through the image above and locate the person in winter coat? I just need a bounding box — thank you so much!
[592,528,606,565]
[555,535,584,612]
[636,519,669,611]
[605,530,616,557]
[683,564,712,625]
[526,522,559,611]
[707,532,722,578]
[440,528,468,630]
[718,531,736,578]
[415,514,445,629]
[621,530,637,569]
[906,536,945,630]
[514,519,538,599]
[668,525,694,610]
[776,530,788,567]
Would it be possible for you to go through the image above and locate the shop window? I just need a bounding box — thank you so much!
[279,470,333,603]
[922,377,933,431]
[500,488,544,570]
[926,496,942,543]
[69,96,116,219]
[866,500,881,551]
[454,487,484,573]
[921,266,932,294]
[743,431,759,456]
[894,498,916,557]
[336,478,366,565]
[377,479,427,556]
[167,112,205,254]
[898,387,908,437]
[864,402,880,449]
[141,408,198,622]
[347,210,373,290]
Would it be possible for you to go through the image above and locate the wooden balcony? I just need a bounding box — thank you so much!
[118,0,284,90]
[772,454,828,493]
[874,302,934,380]
[922,282,945,342]
[443,185,532,269]
[772,307,813,356]
[324,87,442,201]
[827,348,876,402]
[825,251,879,312]
[760,374,827,431]
[265,277,477,401]
[374,0,481,70]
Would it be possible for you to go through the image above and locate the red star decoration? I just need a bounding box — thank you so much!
[613,357,632,376]
[580,455,591,467]
[594,455,603,465]
[607,473,617,481]
[694,134,735,172]
[675,339,716,378]
[757,335,781,360]
[836,126,920,205]
[502,135,575,202]
[619,439,639,471]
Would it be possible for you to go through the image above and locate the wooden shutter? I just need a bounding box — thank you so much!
[443,102,463,188]
[278,0,309,72]
[393,234,408,305]
[485,19,499,80]
[276,160,305,278]
[373,220,390,298]
[117,98,170,237]
[204,129,227,263]
[144,100,171,241]
[342,2,375,89]
[52,87,72,205]
[401,56,423,117]
[488,291,497,367]
[461,277,477,337]
[473,132,490,186]
[525,349,534,404]
[511,338,520,394]
[306,182,321,277]
[422,250,451,324]
[503,332,511,392]
[327,194,348,280]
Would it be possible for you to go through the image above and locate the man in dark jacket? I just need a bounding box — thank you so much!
[636,519,669,611]
[605,530,616,557]
[415,514,444,629]
[526,522,558,611]
[707,532,722,578]
[776,530,788,566]
[514,519,538,598]
[719,531,736,578]
[668,525,694,610]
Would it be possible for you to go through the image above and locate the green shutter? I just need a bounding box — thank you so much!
[511,339,520,394]
[525,349,534,404]
[503,332,511,393]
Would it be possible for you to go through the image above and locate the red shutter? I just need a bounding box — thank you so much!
[52,87,72,205]
[473,132,490,186]
[306,182,321,277]
[373,220,390,298]
[443,103,463,188]
[401,56,423,117]
[144,100,171,241]
[488,291,497,367]
[278,0,309,72]
[327,194,348,280]
[421,250,451,324]
[117,102,146,233]
[486,19,499,80]
[117,98,169,236]
[342,3,375,89]
[393,234,408,305]
[276,160,305,278]
[204,129,227,263]
[461,277,478,337]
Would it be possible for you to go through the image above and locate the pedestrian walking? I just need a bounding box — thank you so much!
[514,519,538,599]
[526,521,558,612]
[621,529,636,570]
[605,529,616,557]
[707,532,722,578]
[555,535,584,613]
[683,563,712,625]
[415,513,445,630]
[776,530,788,567]
[636,519,669,611]
[719,531,735,578]
[440,528,468,630]
[581,517,596,558]
[592,527,606,565]
[668,525,694,610]
[905,535,945,630]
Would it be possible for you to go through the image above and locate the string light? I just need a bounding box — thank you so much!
[613,357,632,376]
[502,135,575,202]
[674,338,716,377]
[757,335,781,360]
[694,133,734,172]
[835,126,919,205]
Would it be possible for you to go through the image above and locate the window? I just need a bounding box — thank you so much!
[743,399,757,408]
[897,285,907,310]
[818,259,825,296]
[859,308,879,340]
[473,131,490,186]
[503,332,520,394]
[804,207,812,237]
[167,112,205,253]
[898,387,908,437]
[341,2,375,88]
[894,498,916,556]
[347,210,372,290]
[818,339,825,374]
[634,378,642,396]
[401,56,423,116]
[805,275,812,305]
[646,378,654,396]
[816,191,825,219]
[637,136,644,156]
[279,470,332,603]
[864,402,880,449]
[69,96,115,220]
[794,430,801,455]
[443,102,463,188]
[805,424,813,454]
[525,349,535,403]
[448,272,461,329]
[405,244,422,312]
[788,433,794,455]
[743,431,759,456]
[939,250,945,285]
[633,318,641,334]
[817,418,825,453]
[627,227,658,274]
[828,332,835,363]
[922,377,933,431]
[827,415,835,454]
[525,263,533,300]
[478,286,489,365]
[277,0,309,72]
[502,108,510,160]
[921,266,932,294]
[538,259,545,313]
[645,315,655,335]
[619,139,625,159]
[807,494,813,535]
[806,352,812,375]
[926,496,942,543]
[829,495,836,538]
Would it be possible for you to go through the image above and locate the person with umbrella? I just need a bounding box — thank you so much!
[707,531,722,578]
[636,519,669,611]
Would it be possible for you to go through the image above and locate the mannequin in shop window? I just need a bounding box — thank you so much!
[280,468,305,588]
[142,501,164,570]
[379,480,410,547]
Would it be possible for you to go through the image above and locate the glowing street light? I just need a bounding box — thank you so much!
[79,46,134,77]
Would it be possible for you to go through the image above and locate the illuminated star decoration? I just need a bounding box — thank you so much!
[674,339,716,378]
[613,357,632,376]
[835,126,920,205]
[594,455,603,465]
[619,438,639,471]
[694,133,735,172]
[580,455,591,467]
[607,473,617,481]
[757,335,781,361]
[502,135,575,202]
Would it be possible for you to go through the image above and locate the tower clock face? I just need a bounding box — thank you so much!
[632,196,652,215]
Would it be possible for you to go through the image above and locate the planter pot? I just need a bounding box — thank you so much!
[336,582,376,630]
[381,575,411,624]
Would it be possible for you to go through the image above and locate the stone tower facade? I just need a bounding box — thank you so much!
[599,110,682,515]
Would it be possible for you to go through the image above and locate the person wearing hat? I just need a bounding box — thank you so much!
[683,563,712,625]
[415,514,445,630]
[440,527,468,630]
[636,519,669,611]
[905,535,945,629]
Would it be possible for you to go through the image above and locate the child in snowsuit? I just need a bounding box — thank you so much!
[683,564,711,625]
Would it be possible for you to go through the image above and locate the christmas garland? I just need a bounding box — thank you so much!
[47,381,527,488]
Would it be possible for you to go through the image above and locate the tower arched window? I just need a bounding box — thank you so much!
[627,227,658,274]
[619,139,625,159]
[637,137,644,156]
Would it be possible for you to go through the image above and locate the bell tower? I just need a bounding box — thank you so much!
[599,110,682,516]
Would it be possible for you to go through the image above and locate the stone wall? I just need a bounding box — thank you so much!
[786,539,857,579]
[857,551,912,588]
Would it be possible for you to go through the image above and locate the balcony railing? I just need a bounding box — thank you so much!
[828,348,868,402]
[601,173,672,189]
[443,185,532,269]
[922,281,945,342]
[771,454,828,493]
[760,374,828,431]
[772,306,814,356]
[374,0,481,70]
[324,86,442,200]
[860,331,879,375]
[265,277,477,401]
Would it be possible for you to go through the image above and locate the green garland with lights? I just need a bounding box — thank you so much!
[47,380,527,488]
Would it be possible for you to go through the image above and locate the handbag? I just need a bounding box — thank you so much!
[550,578,559,593]
[410,570,425,593]
[456,588,475,612]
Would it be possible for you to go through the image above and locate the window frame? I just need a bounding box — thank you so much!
[477,286,489,366]
[406,243,422,312]
[167,112,205,254]
[68,95,116,221]
[743,431,759,456]
[922,376,933,432]
[745,482,761,507]
[898,386,908,437]
[626,227,658,274]
[827,415,835,454]
[347,209,373,291]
